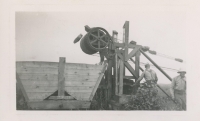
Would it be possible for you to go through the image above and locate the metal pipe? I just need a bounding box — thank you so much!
[140,49,172,81]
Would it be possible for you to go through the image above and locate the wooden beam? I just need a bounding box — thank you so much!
[28,100,91,110]
[113,42,138,49]
[140,50,172,81]
[119,60,124,96]
[48,96,75,100]
[16,73,29,102]
[130,58,144,72]
[123,21,129,61]
[124,76,135,80]
[124,62,138,78]
[135,51,140,79]
[117,53,124,61]
[58,57,66,97]
[113,43,124,48]
[127,46,140,60]
[89,64,107,100]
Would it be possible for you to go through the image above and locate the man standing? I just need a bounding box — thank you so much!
[170,69,186,110]
[135,63,158,85]
[131,63,159,110]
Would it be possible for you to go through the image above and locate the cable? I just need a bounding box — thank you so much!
[148,50,184,63]
[128,60,178,72]
[91,54,178,72]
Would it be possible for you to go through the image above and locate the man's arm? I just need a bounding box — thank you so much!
[170,78,176,99]
[135,72,145,84]
[155,73,158,83]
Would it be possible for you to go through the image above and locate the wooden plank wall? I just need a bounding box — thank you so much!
[16,61,105,101]
[16,62,59,101]
[64,63,104,101]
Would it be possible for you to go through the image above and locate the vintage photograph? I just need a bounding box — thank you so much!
[16,11,186,111]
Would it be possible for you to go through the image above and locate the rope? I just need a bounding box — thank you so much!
[91,54,178,72]
[148,50,184,63]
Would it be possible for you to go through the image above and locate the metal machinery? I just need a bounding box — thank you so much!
[75,21,176,109]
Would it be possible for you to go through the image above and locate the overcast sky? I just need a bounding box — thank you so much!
[16,11,186,84]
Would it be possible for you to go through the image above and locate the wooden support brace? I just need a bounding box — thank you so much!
[58,57,66,97]
[49,96,75,100]
[89,63,107,100]
[127,46,140,60]
[124,62,138,78]
[16,73,29,102]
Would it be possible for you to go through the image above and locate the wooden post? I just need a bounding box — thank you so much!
[123,21,129,61]
[107,59,113,100]
[135,51,140,79]
[113,31,119,95]
[119,58,124,96]
[58,57,66,97]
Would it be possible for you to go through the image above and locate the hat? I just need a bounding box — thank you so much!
[177,68,186,73]
[145,63,150,68]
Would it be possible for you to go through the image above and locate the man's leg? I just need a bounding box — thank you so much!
[175,93,185,110]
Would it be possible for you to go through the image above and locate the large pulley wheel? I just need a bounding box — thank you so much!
[87,27,110,51]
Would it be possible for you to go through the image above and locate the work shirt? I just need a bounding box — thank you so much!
[171,75,186,91]
[143,69,158,82]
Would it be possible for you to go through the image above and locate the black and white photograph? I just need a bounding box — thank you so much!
[16,11,186,110]
[1,1,200,121]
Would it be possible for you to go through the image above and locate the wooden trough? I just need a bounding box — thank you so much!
[16,57,107,110]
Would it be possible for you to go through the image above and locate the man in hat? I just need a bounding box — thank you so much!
[170,68,186,110]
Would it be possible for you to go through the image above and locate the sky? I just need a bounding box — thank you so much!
[16,11,186,84]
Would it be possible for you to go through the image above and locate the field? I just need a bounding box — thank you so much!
[157,83,183,110]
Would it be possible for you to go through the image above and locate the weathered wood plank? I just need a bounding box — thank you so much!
[16,67,58,74]
[48,96,75,100]
[135,51,140,78]
[58,57,65,97]
[64,69,101,75]
[21,79,58,86]
[16,73,29,102]
[124,62,138,78]
[27,92,53,101]
[65,78,99,82]
[65,67,103,71]
[65,81,96,86]
[16,61,58,68]
[21,80,96,87]
[16,67,102,75]
[16,61,103,70]
[113,42,138,48]
[18,73,98,82]
[89,64,107,100]
[124,76,135,79]
[65,63,104,69]
[119,60,124,96]
[65,87,93,92]
[123,21,129,61]
[23,85,57,93]
[114,31,119,95]
[18,73,58,80]
[127,46,140,60]
[28,100,91,110]
[68,92,91,100]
